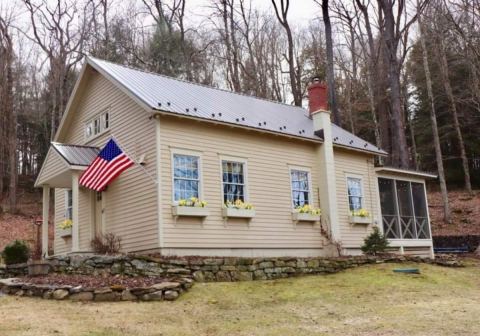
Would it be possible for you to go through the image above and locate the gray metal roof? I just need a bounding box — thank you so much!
[88,57,387,156]
[52,143,99,166]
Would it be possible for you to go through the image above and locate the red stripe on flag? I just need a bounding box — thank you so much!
[96,159,134,191]
[91,154,133,190]
[82,159,107,188]
[79,157,101,185]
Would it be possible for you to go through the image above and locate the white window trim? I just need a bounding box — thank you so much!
[65,189,73,220]
[84,108,111,143]
[345,173,365,211]
[219,155,249,204]
[170,148,203,204]
[288,165,313,210]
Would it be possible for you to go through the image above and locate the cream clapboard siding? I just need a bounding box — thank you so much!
[36,148,68,186]
[334,149,379,248]
[160,116,326,249]
[58,70,158,253]
[54,188,70,254]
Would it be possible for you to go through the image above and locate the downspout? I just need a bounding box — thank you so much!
[154,114,164,249]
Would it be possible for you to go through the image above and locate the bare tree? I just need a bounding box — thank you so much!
[23,0,90,140]
[0,10,17,212]
[271,0,302,106]
[417,0,450,223]
[314,0,341,124]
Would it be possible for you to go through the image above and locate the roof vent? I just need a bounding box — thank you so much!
[158,102,162,107]
[167,102,171,106]
[186,108,189,112]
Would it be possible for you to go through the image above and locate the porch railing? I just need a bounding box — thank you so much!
[382,215,430,239]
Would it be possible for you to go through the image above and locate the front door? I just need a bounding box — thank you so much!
[94,191,103,237]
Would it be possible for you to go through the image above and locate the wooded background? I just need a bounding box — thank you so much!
[0,0,479,223]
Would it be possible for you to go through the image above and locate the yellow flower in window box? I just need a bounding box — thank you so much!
[177,197,207,207]
[59,219,73,230]
[224,199,255,210]
[295,204,321,216]
[292,204,321,223]
[349,208,371,225]
[350,209,370,218]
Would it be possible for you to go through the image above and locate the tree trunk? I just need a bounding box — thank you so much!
[417,6,451,223]
[378,0,410,168]
[437,38,472,193]
[321,0,340,124]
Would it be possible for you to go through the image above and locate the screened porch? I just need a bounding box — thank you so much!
[378,178,431,240]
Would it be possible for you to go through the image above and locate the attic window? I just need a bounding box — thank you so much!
[85,111,110,141]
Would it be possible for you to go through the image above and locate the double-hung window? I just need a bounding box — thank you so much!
[347,176,363,211]
[290,169,311,208]
[173,154,200,201]
[222,160,246,203]
[65,190,73,220]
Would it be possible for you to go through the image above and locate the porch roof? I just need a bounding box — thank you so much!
[34,143,98,188]
[51,142,99,166]
[375,166,438,179]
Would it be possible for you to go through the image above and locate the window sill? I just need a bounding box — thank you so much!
[59,227,72,238]
[292,212,321,224]
[349,216,371,225]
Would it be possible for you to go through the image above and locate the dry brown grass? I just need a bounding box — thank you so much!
[1,261,479,336]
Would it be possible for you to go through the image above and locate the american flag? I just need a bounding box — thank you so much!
[79,138,134,191]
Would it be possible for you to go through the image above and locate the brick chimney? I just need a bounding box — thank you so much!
[308,78,341,249]
[307,77,328,116]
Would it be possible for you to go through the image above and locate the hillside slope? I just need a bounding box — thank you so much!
[428,190,480,236]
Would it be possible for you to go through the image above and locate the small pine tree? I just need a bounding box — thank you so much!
[361,227,389,255]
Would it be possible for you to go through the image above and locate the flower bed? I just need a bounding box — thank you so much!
[0,274,193,302]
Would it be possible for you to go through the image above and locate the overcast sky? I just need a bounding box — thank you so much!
[184,0,322,25]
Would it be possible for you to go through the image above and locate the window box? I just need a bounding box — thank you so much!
[171,205,209,218]
[349,216,371,225]
[59,227,72,238]
[222,207,255,219]
[292,212,321,223]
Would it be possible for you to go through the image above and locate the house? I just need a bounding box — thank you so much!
[35,57,436,258]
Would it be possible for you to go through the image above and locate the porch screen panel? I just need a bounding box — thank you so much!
[411,183,430,238]
[378,178,400,238]
[396,180,415,239]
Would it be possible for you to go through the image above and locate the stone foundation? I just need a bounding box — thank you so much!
[0,254,462,281]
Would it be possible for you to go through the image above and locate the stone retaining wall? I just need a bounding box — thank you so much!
[0,254,462,282]
[0,277,192,302]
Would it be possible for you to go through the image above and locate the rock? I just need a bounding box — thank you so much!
[152,282,180,290]
[94,287,112,295]
[70,292,94,301]
[193,271,205,282]
[111,262,124,275]
[203,258,224,266]
[220,265,237,271]
[258,261,274,269]
[307,259,319,268]
[203,272,216,282]
[15,289,25,296]
[110,284,126,292]
[53,289,69,300]
[121,289,137,301]
[169,259,188,266]
[253,270,267,280]
[296,260,307,268]
[166,268,190,275]
[181,278,194,289]
[95,291,120,302]
[140,291,163,301]
[163,290,179,301]
[0,278,21,288]
[43,290,53,299]
[215,271,231,282]
[130,287,156,296]
[130,259,149,271]
[69,286,83,294]
[230,271,253,281]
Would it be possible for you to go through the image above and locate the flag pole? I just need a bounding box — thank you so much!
[109,133,158,185]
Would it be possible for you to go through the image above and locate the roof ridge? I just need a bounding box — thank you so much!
[87,56,307,112]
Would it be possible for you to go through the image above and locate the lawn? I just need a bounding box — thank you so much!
[0,261,479,336]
